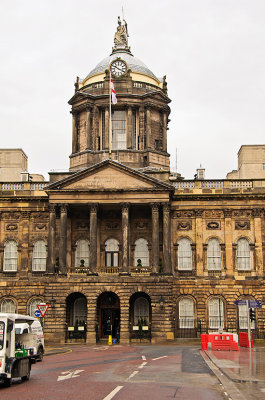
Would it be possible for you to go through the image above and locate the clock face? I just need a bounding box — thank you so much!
[110,60,127,77]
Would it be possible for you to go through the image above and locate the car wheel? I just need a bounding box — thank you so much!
[3,377,12,387]
[37,347,44,362]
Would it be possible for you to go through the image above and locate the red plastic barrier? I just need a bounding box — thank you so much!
[239,332,253,348]
[201,334,208,350]
[211,334,239,351]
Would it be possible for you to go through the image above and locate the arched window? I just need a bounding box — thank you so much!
[0,298,16,313]
[73,297,87,326]
[105,239,119,267]
[75,239,89,268]
[179,297,194,328]
[32,240,47,271]
[178,238,192,270]
[237,238,251,270]
[29,298,43,317]
[3,240,18,272]
[134,297,149,325]
[134,238,149,267]
[207,238,221,270]
[209,298,224,329]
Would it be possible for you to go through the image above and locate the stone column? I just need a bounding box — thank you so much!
[86,108,91,150]
[120,299,130,344]
[72,113,77,153]
[21,211,30,275]
[195,209,204,276]
[162,111,167,151]
[253,208,263,277]
[92,106,99,151]
[146,107,151,149]
[224,209,233,277]
[105,107,109,151]
[89,204,98,275]
[59,204,68,274]
[47,204,56,273]
[151,203,160,273]
[127,106,133,148]
[121,203,130,275]
[163,203,172,274]
[139,107,145,151]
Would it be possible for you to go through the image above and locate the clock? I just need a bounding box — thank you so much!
[110,60,127,77]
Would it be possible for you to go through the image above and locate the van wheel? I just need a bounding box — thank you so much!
[37,347,44,362]
[21,372,30,381]
[3,378,11,387]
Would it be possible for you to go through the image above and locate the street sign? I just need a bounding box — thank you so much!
[234,299,262,308]
[37,303,50,317]
[234,299,247,306]
[34,309,41,318]
[249,300,262,309]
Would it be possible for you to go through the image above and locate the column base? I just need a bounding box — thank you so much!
[119,272,131,276]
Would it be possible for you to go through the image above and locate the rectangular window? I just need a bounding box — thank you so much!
[112,111,126,150]
[263,164,265,170]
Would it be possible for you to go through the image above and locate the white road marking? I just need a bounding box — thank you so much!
[103,385,124,400]
[138,361,147,369]
[128,370,139,379]
[57,369,84,381]
[92,346,109,351]
[152,355,167,361]
[142,355,146,360]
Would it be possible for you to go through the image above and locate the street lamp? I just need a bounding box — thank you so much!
[50,295,56,308]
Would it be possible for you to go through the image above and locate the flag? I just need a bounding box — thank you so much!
[110,74,117,104]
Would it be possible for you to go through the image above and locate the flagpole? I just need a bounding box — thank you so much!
[109,72,112,159]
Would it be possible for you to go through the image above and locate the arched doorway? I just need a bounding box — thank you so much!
[66,292,87,342]
[97,292,120,339]
[129,292,152,341]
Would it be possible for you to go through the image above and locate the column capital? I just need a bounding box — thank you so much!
[162,202,171,212]
[252,208,263,218]
[60,203,68,213]
[49,203,56,213]
[121,202,130,212]
[89,203,98,213]
[223,208,232,218]
[195,209,203,218]
[150,202,160,212]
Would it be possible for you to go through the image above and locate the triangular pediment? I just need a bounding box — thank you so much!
[47,160,173,192]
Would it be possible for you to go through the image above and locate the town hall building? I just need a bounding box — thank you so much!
[0,19,265,344]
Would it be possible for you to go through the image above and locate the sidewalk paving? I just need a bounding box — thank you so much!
[205,347,265,383]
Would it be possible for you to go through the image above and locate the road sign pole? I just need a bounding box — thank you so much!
[247,300,251,350]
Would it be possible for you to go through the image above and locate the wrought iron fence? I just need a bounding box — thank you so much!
[174,317,265,339]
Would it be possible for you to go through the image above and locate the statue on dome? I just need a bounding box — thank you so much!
[114,16,129,47]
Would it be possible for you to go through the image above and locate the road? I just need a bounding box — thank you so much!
[0,345,225,400]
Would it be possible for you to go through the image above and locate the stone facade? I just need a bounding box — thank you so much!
[1,19,265,344]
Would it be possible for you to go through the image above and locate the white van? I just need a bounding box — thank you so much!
[15,319,44,361]
[0,313,38,386]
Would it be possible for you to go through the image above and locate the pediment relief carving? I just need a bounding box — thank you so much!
[63,167,156,191]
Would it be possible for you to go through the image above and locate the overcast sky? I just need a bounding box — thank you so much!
[0,0,265,180]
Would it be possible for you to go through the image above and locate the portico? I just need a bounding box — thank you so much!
[46,159,173,276]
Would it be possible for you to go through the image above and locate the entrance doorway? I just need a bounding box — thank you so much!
[97,292,120,339]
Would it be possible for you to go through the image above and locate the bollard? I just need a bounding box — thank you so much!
[108,335,112,345]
